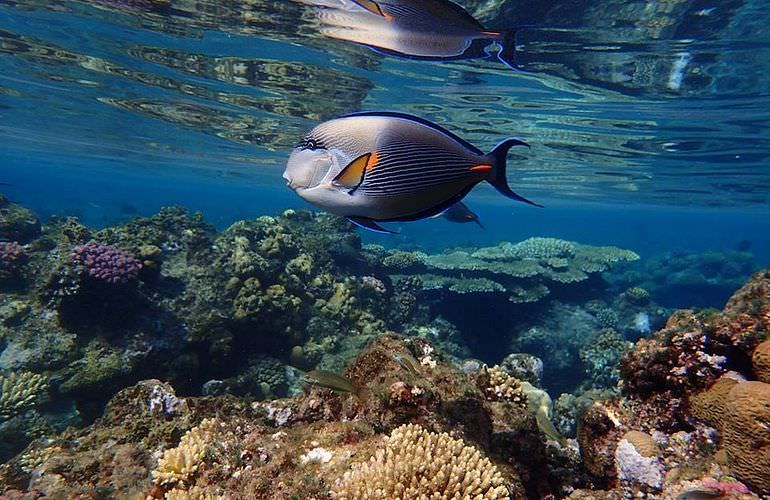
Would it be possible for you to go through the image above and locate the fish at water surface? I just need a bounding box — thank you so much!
[302,0,520,69]
[283,111,539,233]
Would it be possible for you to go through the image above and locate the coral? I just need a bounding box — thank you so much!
[624,286,650,305]
[332,423,509,499]
[0,371,47,420]
[0,242,25,283]
[579,329,632,389]
[387,238,638,304]
[614,436,663,489]
[722,381,770,494]
[483,365,524,402]
[70,242,143,285]
[499,353,544,386]
[152,418,218,486]
[752,339,770,383]
[0,195,40,244]
[688,376,739,428]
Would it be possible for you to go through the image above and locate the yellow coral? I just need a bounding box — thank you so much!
[484,365,523,402]
[152,418,218,487]
[0,371,47,420]
[333,424,509,499]
[752,339,770,384]
[723,381,770,493]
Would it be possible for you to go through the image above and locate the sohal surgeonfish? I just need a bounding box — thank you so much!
[307,0,519,69]
[283,111,539,234]
[439,201,485,229]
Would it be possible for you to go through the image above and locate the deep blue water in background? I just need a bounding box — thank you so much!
[2,0,770,276]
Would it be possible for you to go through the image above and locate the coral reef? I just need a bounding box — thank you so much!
[0,195,40,244]
[333,423,510,499]
[70,243,142,285]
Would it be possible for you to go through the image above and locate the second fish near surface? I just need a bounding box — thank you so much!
[300,0,520,70]
[283,111,539,234]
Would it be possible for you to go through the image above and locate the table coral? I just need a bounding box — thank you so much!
[333,423,510,499]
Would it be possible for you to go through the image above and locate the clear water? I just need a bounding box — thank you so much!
[1,0,769,259]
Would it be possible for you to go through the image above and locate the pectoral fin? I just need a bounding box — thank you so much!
[351,0,391,19]
[346,216,397,234]
[333,153,374,193]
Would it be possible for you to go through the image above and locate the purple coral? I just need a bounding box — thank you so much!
[71,243,142,285]
[0,241,24,268]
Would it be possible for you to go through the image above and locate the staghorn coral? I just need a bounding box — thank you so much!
[752,339,770,383]
[152,418,219,487]
[483,365,524,402]
[0,371,47,421]
[333,423,509,499]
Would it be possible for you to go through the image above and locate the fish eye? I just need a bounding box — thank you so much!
[306,139,318,150]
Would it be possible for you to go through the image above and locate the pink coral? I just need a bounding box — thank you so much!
[0,241,24,267]
[71,243,142,285]
[700,477,750,495]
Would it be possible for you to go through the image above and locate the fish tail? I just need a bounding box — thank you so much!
[486,138,543,207]
[497,29,520,70]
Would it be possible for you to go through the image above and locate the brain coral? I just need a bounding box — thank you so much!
[723,381,770,494]
[752,339,770,383]
[688,376,739,429]
[333,423,509,499]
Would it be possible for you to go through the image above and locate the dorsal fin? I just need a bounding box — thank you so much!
[332,153,372,191]
[338,111,484,155]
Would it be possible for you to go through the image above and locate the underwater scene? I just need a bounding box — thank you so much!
[1,0,770,498]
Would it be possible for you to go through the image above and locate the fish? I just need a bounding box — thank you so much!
[302,369,365,397]
[283,111,539,234]
[675,488,723,500]
[439,201,485,229]
[389,351,422,377]
[305,0,520,69]
[521,381,567,446]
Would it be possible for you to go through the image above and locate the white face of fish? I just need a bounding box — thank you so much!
[283,148,335,191]
[283,147,358,215]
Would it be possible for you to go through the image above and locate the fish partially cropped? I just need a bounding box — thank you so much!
[283,111,538,234]
[440,201,485,228]
[304,0,520,69]
[521,381,567,446]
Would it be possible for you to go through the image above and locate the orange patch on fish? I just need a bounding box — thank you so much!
[365,151,379,172]
[470,164,493,172]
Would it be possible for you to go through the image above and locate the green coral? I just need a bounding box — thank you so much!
[0,371,47,420]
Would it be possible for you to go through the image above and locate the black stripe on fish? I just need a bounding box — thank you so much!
[339,111,485,155]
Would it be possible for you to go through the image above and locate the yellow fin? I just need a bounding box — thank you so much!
[333,153,372,188]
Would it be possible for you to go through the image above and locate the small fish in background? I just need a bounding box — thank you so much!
[389,351,422,377]
[302,0,521,70]
[302,369,367,399]
[439,201,485,229]
[283,111,539,234]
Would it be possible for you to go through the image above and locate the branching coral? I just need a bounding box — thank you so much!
[333,423,509,499]
[0,371,47,420]
[152,418,219,487]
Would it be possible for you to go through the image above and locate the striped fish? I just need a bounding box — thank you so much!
[283,111,539,233]
[305,0,520,69]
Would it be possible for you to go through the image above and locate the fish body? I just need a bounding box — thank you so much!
[521,381,567,446]
[283,111,537,233]
[675,488,723,500]
[308,0,519,69]
[303,369,361,395]
[440,201,484,228]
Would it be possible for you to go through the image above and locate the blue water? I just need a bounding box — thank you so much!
[2,0,770,260]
